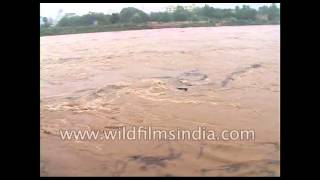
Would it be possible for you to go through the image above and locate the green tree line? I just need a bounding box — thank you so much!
[42,4,279,28]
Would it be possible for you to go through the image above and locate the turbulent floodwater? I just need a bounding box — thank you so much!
[40,25,280,176]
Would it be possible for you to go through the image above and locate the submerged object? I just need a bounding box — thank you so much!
[176,87,188,91]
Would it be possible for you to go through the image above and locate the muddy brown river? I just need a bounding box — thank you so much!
[40,25,280,176]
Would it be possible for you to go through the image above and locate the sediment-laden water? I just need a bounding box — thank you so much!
[40,25,280,176]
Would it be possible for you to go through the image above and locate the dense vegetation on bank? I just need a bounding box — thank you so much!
[40,4,280,36]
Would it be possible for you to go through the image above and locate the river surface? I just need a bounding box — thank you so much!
[40,25,280,176]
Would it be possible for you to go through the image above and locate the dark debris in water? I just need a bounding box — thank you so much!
[129,151,182,169]
[251,64,261,68]
[176,87,188,91]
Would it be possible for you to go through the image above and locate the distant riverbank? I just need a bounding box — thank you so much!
[40,20,279,37]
